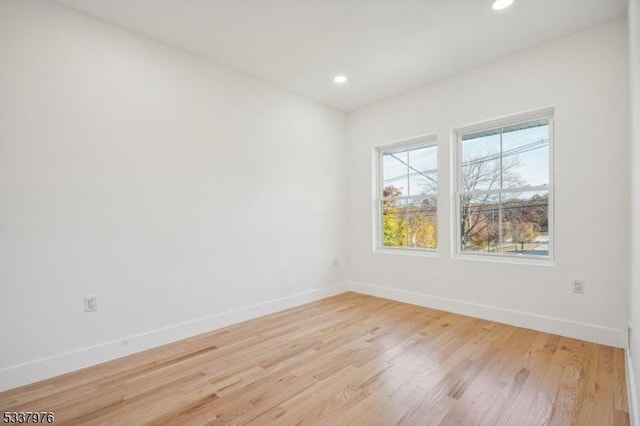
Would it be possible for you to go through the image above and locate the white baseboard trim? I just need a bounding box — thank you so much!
[348,281,626,348]
[627,350,639,426]
[0,282,349,392]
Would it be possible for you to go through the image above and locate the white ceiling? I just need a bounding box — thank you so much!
[52,0,627,112]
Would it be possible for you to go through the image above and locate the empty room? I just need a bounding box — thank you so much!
[1,0,640,424]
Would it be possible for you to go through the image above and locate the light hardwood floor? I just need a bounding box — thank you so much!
[0,292,630,425]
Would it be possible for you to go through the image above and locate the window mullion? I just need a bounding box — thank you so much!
[458,188,503,197]
[382,194,437,202]
[404,150,409,247]
[499,128,504,192]
[498,128,503,253]
[459,185,549,197]
[407,149,411,197]
[498,192,503,253]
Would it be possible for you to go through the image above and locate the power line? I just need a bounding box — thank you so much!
[388,153,437,188]
[382,136,549,188]
[462,137,548,167]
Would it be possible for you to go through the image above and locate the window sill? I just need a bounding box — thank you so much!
[374,247,439,258]
[452,252,555,267]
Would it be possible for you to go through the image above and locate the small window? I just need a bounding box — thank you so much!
[376,136,438,251]
[455,110,553,260]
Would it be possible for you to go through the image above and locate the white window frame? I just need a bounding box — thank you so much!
[452,108,555,264]
[374,134,438,255]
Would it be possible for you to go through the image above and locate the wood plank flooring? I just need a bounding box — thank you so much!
[0,292,630,425]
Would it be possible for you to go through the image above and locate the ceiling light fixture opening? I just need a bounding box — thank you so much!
[491,0,513,10]
[334,75,348,84]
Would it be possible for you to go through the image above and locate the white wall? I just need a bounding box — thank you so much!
[0,0,347,390]
[347,19,630,347]
[629,0,640,420]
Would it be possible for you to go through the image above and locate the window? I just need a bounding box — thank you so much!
[376,136,438,251]
[455,110,553,259]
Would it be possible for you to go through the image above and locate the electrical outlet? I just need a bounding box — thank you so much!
[571,280,585,294]
[84,295,98,312]
[333,258,339,267]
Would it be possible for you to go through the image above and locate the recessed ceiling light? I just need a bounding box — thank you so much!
[334,75,347,84]
[491,0,513,10]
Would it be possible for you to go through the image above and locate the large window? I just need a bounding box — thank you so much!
[377,137,438,251]
[455,110,553,259]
